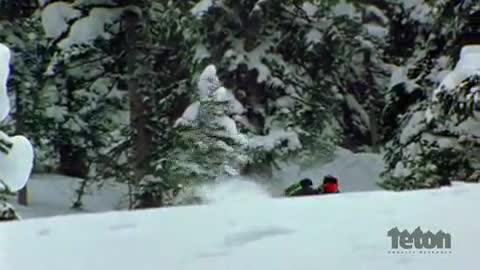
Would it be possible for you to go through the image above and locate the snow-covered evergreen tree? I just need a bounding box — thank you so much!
[134,64,250,207]
[188,1,396,173]
[1,12,53,171]
[174,65,250,179]
[36,1,142,207]
[381,0,480,190]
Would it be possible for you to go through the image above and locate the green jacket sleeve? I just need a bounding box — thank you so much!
[285,183,302,196]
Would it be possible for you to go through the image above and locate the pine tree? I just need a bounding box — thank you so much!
[134,64,251,207]
[186,0,391,172]
[380,1,480,190]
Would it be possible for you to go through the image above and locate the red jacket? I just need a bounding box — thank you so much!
[322,183,339,193]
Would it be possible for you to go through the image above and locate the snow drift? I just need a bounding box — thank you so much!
[0,182,478,270]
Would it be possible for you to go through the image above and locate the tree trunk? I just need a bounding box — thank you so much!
[59,77,88,178]
[15,79,28,206]
[124,8,151,183]
[369,111,380,153]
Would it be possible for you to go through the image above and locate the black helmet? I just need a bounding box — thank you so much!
[299,178,313,188]
[323,175,338,184]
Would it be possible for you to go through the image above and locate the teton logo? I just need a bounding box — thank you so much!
[387,227,452,254]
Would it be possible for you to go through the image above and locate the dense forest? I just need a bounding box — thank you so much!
[0,0,479,210]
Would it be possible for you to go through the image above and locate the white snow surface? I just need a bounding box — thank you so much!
[0,43,11,122]
[38,0,50,7]
[455,117,480,138]
[176,101,200,126]
[365,5,389,25]
[305,28,323,45]
[400,111,426,144]
[1,179,478,270]
[191,0,214,17]
[433,45,480,100]
[389,66,407,89]
[57,6,139,49]
[226,39,271,83]
[248,129,301,152]
[58,7,117,48]
[365,24,388,39]
[7,174,129,219]
[455,45,480,71]
[302,2,318,17]
[198,64,220,99]
[213,87,245,114]
[333,0,358,18]
[41,2,81,38]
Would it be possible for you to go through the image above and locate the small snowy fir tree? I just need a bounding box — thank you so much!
[0,43,34,221]
[134,64,251,207]
[171,65,250,184]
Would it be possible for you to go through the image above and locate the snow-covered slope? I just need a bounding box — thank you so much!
[1,182,478,270]
[7,174,129,219]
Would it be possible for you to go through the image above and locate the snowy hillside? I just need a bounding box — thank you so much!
[1,182,477,270]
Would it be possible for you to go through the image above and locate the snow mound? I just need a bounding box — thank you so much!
[1,182,478,270]
[58,7,138,49]
[41,2,81,39]
[193,177,272,204]
[191,0,214,17]
[249,128,302,152]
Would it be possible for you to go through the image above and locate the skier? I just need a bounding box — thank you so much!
[317,175,340,194]
[284,178,317,197]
